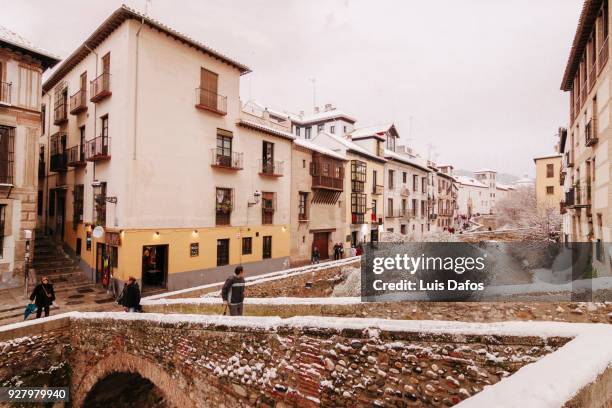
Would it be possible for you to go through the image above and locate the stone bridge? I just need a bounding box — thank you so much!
[1,312,612,407]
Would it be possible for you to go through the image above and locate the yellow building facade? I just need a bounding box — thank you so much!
[534,155,563,212]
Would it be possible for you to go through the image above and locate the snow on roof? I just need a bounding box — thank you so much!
[318,131,385,162]
[384,149,430,172]
[0,25,60,69]
[516,177,534,185]
[294,138,347,160]
[290,109,357,124]
[496,183,514,191]
[242,100,290,120]
[350,124,393,139]
[454,175,487,188]
[237,118,295,141]
[474,168,497,173]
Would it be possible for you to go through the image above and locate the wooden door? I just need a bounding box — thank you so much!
[80,72,87,90]
[312,232,329,260]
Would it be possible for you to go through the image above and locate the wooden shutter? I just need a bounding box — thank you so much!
[80,72,87,90]
[200,68,218,93]
[102,53,110,74]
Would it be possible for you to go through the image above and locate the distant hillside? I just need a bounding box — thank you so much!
[453,169,520,185]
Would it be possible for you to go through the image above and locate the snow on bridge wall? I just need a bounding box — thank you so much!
[0,313,611,407]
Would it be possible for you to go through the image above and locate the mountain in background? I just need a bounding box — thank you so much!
[453,169,520,185]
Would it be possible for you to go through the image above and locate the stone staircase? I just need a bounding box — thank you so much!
[0,235,118,326]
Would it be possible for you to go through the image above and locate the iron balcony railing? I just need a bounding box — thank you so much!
[66,145,86,167]
[53,101,68,125]
[372,184,383,195]
[50,152,67,173]
[599,37,609,74]
[0,82,10,104]
[565,188,575,207]
[69,89,88,114]
[585,119,598,146]
[211,149,243,170]
[195,88,227,115]
[259,159,283,176]
[90,73,111,102]
[85,136,111,161]
[385,208,407,218]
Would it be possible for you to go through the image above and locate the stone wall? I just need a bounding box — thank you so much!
[0,317,71,391]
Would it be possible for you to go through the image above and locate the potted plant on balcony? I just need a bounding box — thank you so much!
[216,201,232,214]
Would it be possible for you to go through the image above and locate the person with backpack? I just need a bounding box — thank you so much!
[118,276,141,312]
[29,276,55,318]
[222,266,246,316]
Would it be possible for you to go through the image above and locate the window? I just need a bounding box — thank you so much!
[546,163,554,178]
[41,105,46,134]
[102,52,110,74]
[387,198,394,216]
[199,67,219,109]
[110,246,119,268]
[317,124,324,132]
[412,199,418,217]
[73,184,84,226]
[400,224,406,234]
[351,193,367,222]
[351,160,366,192]
[296,127,301,137]
[330,125,335,134]
[79,126,86,160]
[343,125,347,133]
[421,177,426,193]
[215,187,233,225]
[421,200,426,217]
[386,135,395,151]
[215,130,233,167]
[388,170,395,189]
[93,182,107,226]
[263,236,272,259]
[217,239,230,266]
[0,126,14,184]
[17,66,41,109]
[546,186,554,195]
[413,175,418,191]
[372,170,378,192]
[242,237,252,255]
[402,172,407,183]
[305,127,312,139]
[0,204,5,258]
[298,192,308,220]
[262,141,275,173]
[49,189,55,216]
[37,191,43,216]
[262,192,275,224]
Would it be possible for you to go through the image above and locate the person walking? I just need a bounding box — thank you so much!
[332,243,339,260]
[119,276,141,312]
[311,246,320,264]
[222,266,246,316]
[29,276,55,319]
[338,243,344,259]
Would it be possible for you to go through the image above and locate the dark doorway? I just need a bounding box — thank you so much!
[312,232,329,260]
[76,238,82,256]
[217,239,229,266]
[351,231,358,247]
[142,245,168,288]
[95,243,109,286]
[55,190,66,240]
[262,236,272,259]
[83,372,168,408]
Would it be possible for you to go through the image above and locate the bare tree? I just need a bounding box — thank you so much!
[494,186,561,241]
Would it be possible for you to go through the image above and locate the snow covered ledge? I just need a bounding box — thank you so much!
[1,313,612,407]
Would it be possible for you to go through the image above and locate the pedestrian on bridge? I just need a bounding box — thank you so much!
[222,266,245,316]
[29,276,55,319]
[118,276,141,312]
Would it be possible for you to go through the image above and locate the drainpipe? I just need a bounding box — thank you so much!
[133,18,144,160]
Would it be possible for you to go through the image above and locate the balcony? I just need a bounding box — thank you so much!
[385,209,407,218]
[69,89,88,114]
[565,151,573,168]
[53,102,67,125]
[400,187,410,197]
[585,120,598,146]
[85,136,111,162]
[429,213,438,220]
[50,152,67,173]
[215,210,231,226]
[372,184,383,195]
[211,149,243,170]
[572,184,591,209]
[259,160,283,177]
[90,73,111,103]
[565,188,575,207]
[351,213,365,225]
[195,88,227,115]
[599,37,609,74]
[66,145,86,167]
[311,155,344,191]
[0,81,10,105]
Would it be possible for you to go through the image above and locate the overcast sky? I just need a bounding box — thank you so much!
[5,0,583,177]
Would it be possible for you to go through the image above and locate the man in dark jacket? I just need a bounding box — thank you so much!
[222,266,245,316]
[29,276,55,318]
[120,276,141,312]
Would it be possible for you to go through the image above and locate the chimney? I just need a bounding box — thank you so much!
[324,103,333,112]
[314,106,320,114]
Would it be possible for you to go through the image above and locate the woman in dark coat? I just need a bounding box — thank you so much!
[29,276,55,318]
